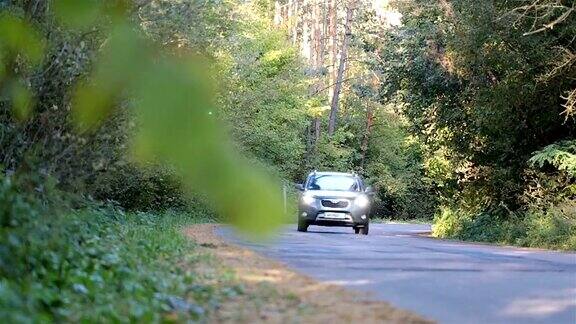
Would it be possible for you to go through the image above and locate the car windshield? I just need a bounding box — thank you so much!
[306,175,360,191]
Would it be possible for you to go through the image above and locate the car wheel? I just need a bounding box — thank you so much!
[359,223,369,235]
[297,222,308,232]
[354,227,360,234]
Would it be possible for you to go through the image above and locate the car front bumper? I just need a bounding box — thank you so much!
[298,199,370,227]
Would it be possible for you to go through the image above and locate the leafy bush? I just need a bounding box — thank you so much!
[432,207,467,238]
[217,5,309,181]
[1,1,288,233]
[521,201,576,250]
[433,147,576,250]
[89,163,189,212]
[363,112,437,219]
[0,173,227,322]
[529,140,576,178]
[433,202,576,251]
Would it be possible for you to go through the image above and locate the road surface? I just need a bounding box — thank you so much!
[218,223,576,324]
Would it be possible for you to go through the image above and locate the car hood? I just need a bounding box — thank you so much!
[303,190,363,199]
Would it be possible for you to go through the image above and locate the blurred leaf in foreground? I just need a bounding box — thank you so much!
[56,7,284,235]
[53,0,102,29]
[0,1,286,235]
[71,24,146,131]
[0,14,45,65]
[9,81,33,121]
[0,14,45,121]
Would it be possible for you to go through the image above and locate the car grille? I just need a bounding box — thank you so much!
[321,199,349,208]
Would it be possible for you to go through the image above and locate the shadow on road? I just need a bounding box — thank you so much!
[306,229,354,235]
[304,225,365,235]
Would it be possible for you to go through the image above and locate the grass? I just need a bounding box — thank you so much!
[0,204,244,322]
[432,204,576,251]
[371,216,432,225]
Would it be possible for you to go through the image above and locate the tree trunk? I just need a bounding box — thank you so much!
[326,0,337,102]
[292,0,300,45]
[359,104,374,171]
[312,1,325,85]
[311,1,325,145]
[274,1,282,26]
[301,0,311,61]
[328,4,354,136]
[287,0,294,41]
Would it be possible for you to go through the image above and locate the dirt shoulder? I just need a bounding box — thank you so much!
[183,224,432,323]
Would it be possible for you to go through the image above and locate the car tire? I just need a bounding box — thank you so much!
[359,223,369,235]
[354,227,360,234]
[297,222,308,232]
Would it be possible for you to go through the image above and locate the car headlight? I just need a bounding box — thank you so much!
[354,195,370,208]
[301,194,316,206]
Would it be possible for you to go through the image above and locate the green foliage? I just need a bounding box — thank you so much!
[529,140,576,177]
[364,111,437,219]
[1,0,289,234]
[1,3,135,208]
[0,14,44,65]
[433,203,576,251]
[90,164,190,212]
[521,202,576,250]
[383,0,574,204]
[432,207,464,238]
[372,0,576,247]
[309,128,356,171]
[0,13,45,120]
[217,5,309,180]
[0,173,226,322]
[137,0,233,53]
[53,0,102,29]
[0,1,231,215]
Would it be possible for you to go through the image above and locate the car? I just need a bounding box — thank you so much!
[295,171,374,235]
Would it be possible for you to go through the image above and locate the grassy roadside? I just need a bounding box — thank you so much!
[371,217,431,225]
[432,205,576,251]
[369,215,576,252]
[0,207,234,322]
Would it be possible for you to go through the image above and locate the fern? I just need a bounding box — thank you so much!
[529,140,576,177]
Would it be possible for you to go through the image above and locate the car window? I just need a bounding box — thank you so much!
[306,175,360,191]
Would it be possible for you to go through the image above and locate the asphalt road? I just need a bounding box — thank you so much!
[218,223,576,324]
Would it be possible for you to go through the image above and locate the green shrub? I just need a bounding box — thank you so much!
[432,207,466,238]
[89,164,189,212]
[529,140,576,177]
[0,173,224,322]
[433,202,576,251]
[521,201,576,250]
[362,112,437,220]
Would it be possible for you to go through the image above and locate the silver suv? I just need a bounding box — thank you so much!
[296,171,374,235]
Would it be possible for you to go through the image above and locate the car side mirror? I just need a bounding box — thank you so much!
[295,183,304,191]
[365,186,375,196]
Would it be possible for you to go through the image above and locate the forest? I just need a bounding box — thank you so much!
[0,0,574,321]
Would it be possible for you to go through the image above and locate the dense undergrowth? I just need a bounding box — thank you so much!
[0,174,231,322]
[434,203,576,251]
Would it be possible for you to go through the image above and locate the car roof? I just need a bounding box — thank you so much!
[308,171,356,177]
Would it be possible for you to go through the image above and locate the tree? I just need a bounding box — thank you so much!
[328,2,355,135]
